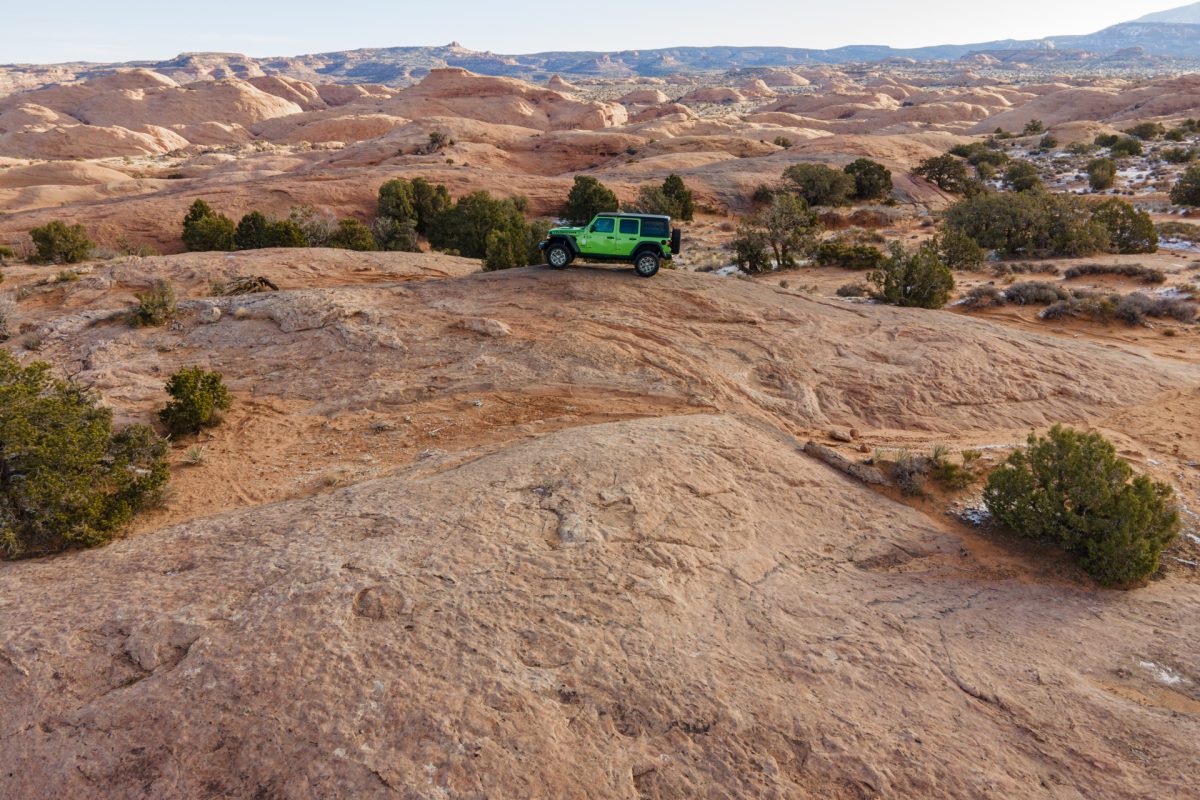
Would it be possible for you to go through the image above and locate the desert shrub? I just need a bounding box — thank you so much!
[0,296,17,340]
[1095,133,1120,148]
[1109,137,1143,158]
[29,221,93,264]
[159,366,232,436]
[731,224,772,274]
[1003,160,1042,192]
[661,173,695,221]
[1067,141,1099,156]
[748,194,821,269]
[937,229,987,270]
[562,176,619,225]
[750,183,777,206]
[773,136,792,148]
[1156,221,1200,242]
[913,155,972,193]
[409,177,451,234]
[944,192,1114,259]
[813,240,885,269]
[0,352,168,559]
[1004,281,1068,305]
[949,142,1010,171]
[993,261,1060,277]
[288,205,338,247]
[932,454,978,490]
[984,425,1179,587]
[130,280,177,327]
[234,212,307,249]
[1090,199,1158,254]
[1170,165,1200,206]
[1041,295,1118,322]
[483,219,551,271]
[836,282,869,297]
[783,163,855,207]
[1125,122,1166,141]
[868,242,955,309]
[377,178,417,224]
[181,200,235,252]
[0,245,14,264]
[371,216,419,252]
[961,284,1005,308]
[1087,158,1117,191]
[629,173,695,221]
[327,218,378,251]
[1062,263,1165,283]
[1161,147,1198,165]
[1114,292,1197,324]
[430,191,545,265]
[1022,120,1046,136]
[1039,134,1059,151]
[843,158,893,202]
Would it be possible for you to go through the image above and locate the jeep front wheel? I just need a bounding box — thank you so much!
[634,251,660,278]
[545,243,572,269]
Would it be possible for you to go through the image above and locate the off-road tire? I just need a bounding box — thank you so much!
[545,242,572,269]
[634,250,660,278]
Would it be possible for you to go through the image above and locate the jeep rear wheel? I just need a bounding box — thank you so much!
[545,243,572,269]
[634,251,660,278]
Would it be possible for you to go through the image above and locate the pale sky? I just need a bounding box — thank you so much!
[0,0,1188,64]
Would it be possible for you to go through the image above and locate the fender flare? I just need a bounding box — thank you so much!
[547,236,579,255]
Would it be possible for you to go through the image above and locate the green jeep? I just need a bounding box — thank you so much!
[539,212,681,277]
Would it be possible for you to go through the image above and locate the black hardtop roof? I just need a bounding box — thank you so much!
[595,212,670,220]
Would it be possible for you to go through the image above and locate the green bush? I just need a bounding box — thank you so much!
[731,224,772,274]
[949,142,1010,175]
[562,176,619,225]
[234,211,307,249]
[984,425,1179,587]
[0,245,14,264]
[327,218,378,251]
[377,177,451,235]
[130,280,177,327]
[483,219,551,271]
[843,158,893,201]
[1003,160,1042,192]
[1161,147,1198,165]
[371,217,419,252]
[182,200,235,252]
[429,191,545,264]
[1109,137,1143,158]
[1039,134,1059,151]
[1090,199,1158,254]
[913,155,972,193]
[1124,122,1166,141]
[629,173,695,221]
[288,206,337,247]
[0,352,168,559]
[944,192,1110,259]
[783,163,855,207]
[937,229,986,270]
[1170,165,1200,206]
[867,242,955,309]
[159,366,232,437]
[741,194,821,269]
[813,240,886,269]
[1087,157,1117,191]
[29,221,93,264]
[1022,120,1046,136]
[1094,133,1120,148]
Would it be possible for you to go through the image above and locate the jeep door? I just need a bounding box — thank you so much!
[584,216,619,256]
[614,217,641,256]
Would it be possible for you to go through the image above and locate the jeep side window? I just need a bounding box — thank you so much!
[619,219,639,235]
[642,218,668,238]
[591,218,615,234]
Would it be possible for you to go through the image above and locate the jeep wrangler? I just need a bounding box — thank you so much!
[539,213,681,277]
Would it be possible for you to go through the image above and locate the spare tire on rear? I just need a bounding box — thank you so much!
[670,228,682,255]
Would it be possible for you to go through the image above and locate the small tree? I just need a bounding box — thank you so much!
[371,217,419,252]
[182,200,235,252]
[1110,137,1143,158]
[937,229,986,270]
[234,211,271,250]
[563,176,619,225]
[1124,122,1166,141]
[868,242,955,309]
[913,155,971,193]
[377,179,416,224]
[409,177,452,234]
[754,194,821,268]
[984,426,1179,587]
[843,158,893,202]
[732,223,772,274]
[289,205,338,247]
[782,163,855,207]
[1022,119,1046,136]
[159,366,232,436]
[1087,158,1117,191]
[327,219,378,251]
[1091,199,1158,254]
[130,280,178,327]
[0,352,168,558]
[661,173,695,221]
[29,221,93,264]
[1003,160,1042,192]
[1170,165,1200,206]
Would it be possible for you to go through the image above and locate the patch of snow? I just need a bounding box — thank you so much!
[1138,660,1187,687]
[715,265,745,277]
